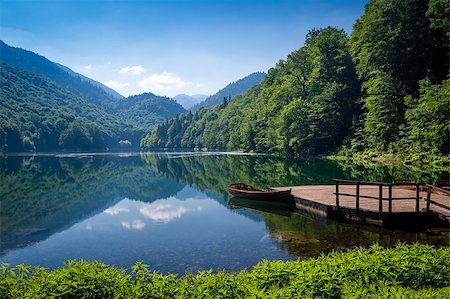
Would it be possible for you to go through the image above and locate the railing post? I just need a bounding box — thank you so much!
[426,185,431,212]
[388,184,392,213]
[416,183,420,212]
[335,181,339,210]
[379,185,383,214]
[356,181,360,215]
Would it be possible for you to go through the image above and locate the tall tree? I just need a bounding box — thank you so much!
[349,0,448,150]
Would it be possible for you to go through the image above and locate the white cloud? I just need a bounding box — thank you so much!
[103,80,129,91]
[140,203,189,223]
[120,65,145,75]
[83,64,92,71]
[121,220,145,231]
[138,72,190,93]
[104,206,130,216]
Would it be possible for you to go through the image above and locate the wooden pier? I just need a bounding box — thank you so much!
[275,179,450,227]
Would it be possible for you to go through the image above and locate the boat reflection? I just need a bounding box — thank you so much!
[228,197,295,217]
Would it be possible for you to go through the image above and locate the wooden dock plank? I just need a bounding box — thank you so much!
[275,185,450,222]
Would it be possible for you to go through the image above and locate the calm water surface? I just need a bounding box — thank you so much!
[0,152,448,274]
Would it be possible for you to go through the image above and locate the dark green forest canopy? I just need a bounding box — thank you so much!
[0,64,143,152]
[142,26,361,154]
[114,92,186,130]
[142,0,449,161]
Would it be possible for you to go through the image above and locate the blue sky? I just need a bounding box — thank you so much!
[1,0,368,98]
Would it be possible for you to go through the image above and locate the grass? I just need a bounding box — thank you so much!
[1,243,449,298]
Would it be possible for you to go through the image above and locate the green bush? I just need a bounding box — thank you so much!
[1,244,449,298]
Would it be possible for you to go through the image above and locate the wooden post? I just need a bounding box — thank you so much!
[379,185,383,214]
[388,184,392,213]
[335,181,339,210]
[356,182,360,215]
[416,183,420,212]
[426,185,431,212]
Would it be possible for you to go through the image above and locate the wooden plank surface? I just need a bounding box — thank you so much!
[275,185,450,218]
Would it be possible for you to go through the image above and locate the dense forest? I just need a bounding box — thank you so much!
[0,64,140,151]
[0,42,186,152]
[142,0,449,162]
[190,72,266,112]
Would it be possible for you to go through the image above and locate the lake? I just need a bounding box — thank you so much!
[0,152,448,274]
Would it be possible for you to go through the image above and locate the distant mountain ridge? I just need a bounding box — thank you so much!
[0,40,118,105]
[55,63,124,100]
[191,72,266,112]
[173,94,208,109]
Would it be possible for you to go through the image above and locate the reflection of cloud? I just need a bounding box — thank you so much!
[104,206,130,216]
[85,224,93,231]
[121,220,145,230]
[140,203,189,223]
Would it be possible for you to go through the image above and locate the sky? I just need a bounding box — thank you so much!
[0,0,368,98]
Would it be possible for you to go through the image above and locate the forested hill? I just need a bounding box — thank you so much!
[190,72,266,112]
[0,41,119,105]
[0,64,142,152]
[0,41,187,152]
[114,93,186,129]
[142,0,449,161]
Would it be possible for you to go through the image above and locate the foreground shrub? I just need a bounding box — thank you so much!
[1,243,449,298]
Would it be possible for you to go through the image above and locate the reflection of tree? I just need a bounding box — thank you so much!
[141,154,447,196]
[259,210,450,257]
[335,159,448,185]
[141,153,450,256]
[0,155,183,253]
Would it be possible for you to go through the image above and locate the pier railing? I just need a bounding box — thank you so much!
[333,179,422,215]
[425,185,450,212]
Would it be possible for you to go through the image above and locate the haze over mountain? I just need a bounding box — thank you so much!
[173,94,208,109]
[191,72,266,112]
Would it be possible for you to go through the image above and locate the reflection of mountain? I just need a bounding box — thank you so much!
[0,155,183,255]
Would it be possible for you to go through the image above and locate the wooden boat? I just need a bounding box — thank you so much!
[227,183,293,203]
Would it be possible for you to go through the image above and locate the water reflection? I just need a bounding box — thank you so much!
[0,153,448,274]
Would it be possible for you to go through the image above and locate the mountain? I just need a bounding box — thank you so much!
[0,41,188,152]
[0,40,117,105]
[56,63,124,100]
[190,72,266,112]
[114,93,186,129]
[173,94,208,109]
[0,63,142,152]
